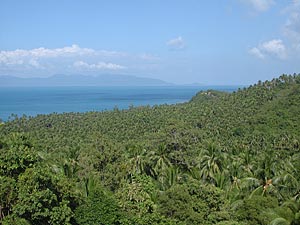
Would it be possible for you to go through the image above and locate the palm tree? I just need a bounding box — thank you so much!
[269,199,300,225]
[147,144,172,190]
[239,151,254,176]
[212,170,229,190]
[246,176,283,200]
[79,173,99,198]
[275,170,300,200]
[125,145,147,177]
[48,151,80,179]
[197,143,224,183]
[148,144,172,178]
[160,165,183,190]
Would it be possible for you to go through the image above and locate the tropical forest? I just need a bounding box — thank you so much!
[1,74,300,225]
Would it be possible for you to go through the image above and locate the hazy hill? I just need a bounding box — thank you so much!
[0,74,173,86]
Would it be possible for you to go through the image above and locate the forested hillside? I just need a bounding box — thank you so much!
[1,74,300,225]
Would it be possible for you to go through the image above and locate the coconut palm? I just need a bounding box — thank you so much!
[269,199,300,225]
[197,143,224,183]
[126,145,147,177]
[147,144,172,178]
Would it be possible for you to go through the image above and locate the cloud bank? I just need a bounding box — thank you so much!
[73,61,125,70]
[0,44,165,78]
[0,45,130,75]
[0,45,95,64]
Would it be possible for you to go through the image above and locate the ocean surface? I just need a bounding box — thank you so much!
[0,86,240,121]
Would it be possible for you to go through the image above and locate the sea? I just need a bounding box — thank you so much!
[0,86,240,121]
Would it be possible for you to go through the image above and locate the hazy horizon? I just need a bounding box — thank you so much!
[1,1,300,85]
[0,73,249,86]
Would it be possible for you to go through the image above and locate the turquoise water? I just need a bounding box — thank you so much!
[0,86,240,121]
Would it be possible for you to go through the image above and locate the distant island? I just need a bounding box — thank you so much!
[0,74,174,87]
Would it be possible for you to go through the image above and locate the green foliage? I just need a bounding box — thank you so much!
[0,133,40,221]
[1,74,300,224]
[119,212,182,225]
[75,188,121,225]
[233,195,279,225]
[2,215,31,225]
[116,175,156,217]
[13,167,76,225]
[0,133,38,178]
[158,180,230,224]
[0,176,16,220]
[216,221,247,225]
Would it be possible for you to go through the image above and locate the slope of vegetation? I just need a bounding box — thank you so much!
[1,74,300,225]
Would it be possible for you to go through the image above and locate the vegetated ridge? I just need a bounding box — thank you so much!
[0,74,300,225]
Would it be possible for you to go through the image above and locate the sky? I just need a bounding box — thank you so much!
[0,0,300,85]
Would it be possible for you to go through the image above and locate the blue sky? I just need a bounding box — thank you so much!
[0,0,300,85]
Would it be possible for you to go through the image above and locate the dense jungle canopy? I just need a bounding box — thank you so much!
[1,74,300,225]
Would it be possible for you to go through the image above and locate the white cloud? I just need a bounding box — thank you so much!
[0,44,129,67]
[0,44,131,73]
[0,45,164,76]
[249,39,287,59]
[0,45,95,62]
[281,0,300,13]
[249,47,265,59]
[166,36,185,50]
[73,61,126,70]
[0,44,96,67]
[282,1,300,49]
[28,59,41,68]
[242,0,274,12]
[261,39,287,59]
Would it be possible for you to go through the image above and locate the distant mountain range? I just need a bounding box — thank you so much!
[0,74,174,87]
